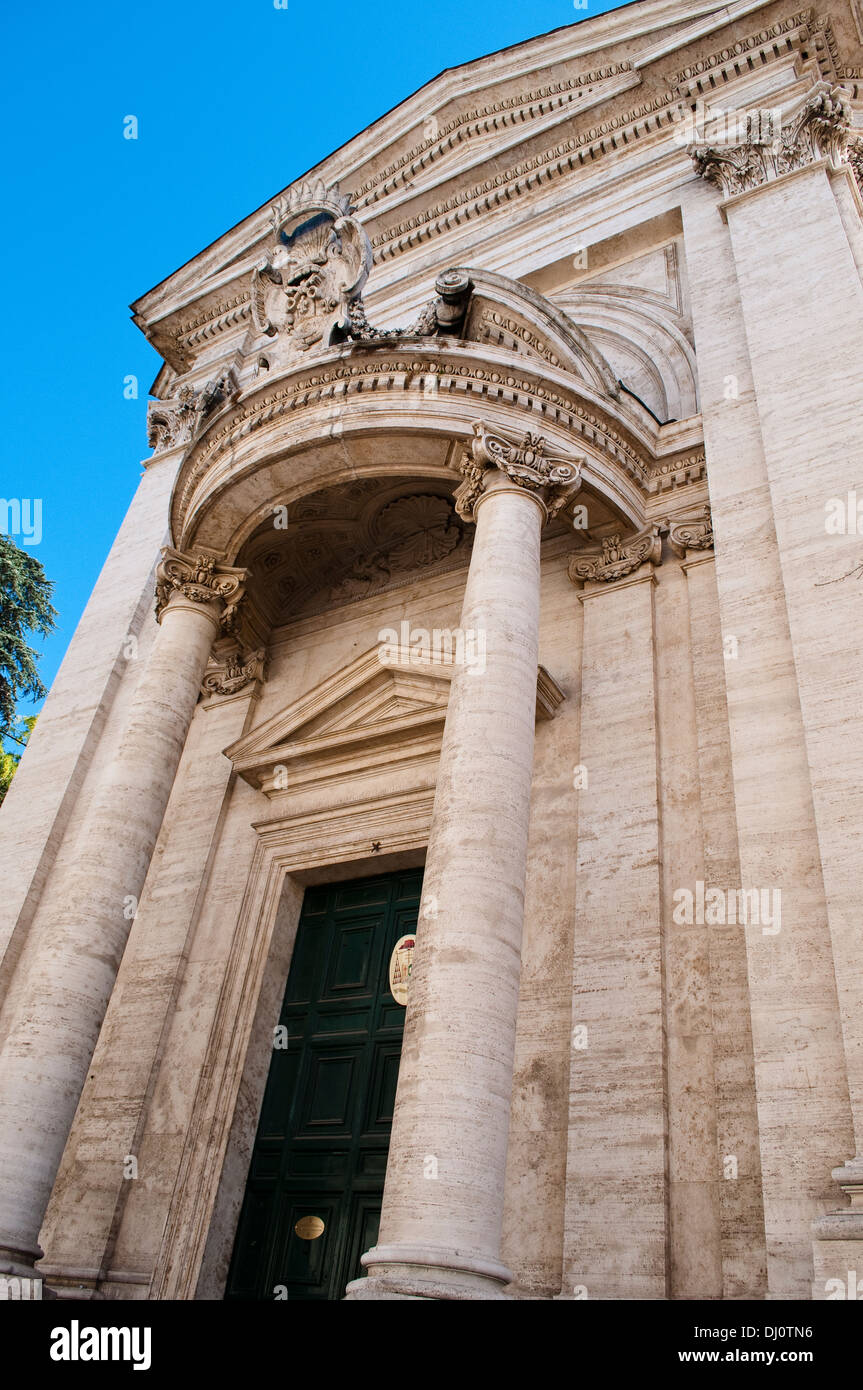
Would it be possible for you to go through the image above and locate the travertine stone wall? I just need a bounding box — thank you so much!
[681,553,767,1298]
[723,164,863,1157]
[562,564,666,1300]
[682,181,855,1298]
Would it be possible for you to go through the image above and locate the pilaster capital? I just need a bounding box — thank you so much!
[200,645,267,700]
[667,504,714,557]
[688,81,855,199]
[155,547,249,632]
[453,420,583,524]
[147,369,240,455]
[567,525,661,587]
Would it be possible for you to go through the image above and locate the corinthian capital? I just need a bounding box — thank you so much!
[155,547,249,629]
[689,81,853,198]
[454,420,583,523]
[568,526,662,586]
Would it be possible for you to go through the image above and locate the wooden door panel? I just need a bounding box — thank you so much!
[225,869,423,1301]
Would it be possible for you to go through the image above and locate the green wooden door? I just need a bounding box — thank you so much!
[225,869,422,1301]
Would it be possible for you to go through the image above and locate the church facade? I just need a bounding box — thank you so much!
[2,0,863,1301]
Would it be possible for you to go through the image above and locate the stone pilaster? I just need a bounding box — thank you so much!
[346,421,581,1300]
[675,524,768,1298]
[560,534,665,1299]
[0,549,248,1279]
[692,77,863,1285]
[682,157,854,1296]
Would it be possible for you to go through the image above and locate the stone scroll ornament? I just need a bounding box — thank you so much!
[567,527,662,584]
[454,420,583,523]
[154,548,249,632]
[201,647,267,699]
[147,369,239,454]
[688,81,854,198]
[667,506,714,556]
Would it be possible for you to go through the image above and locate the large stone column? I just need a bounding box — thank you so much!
[0,548,247,1279]
[37,646,265,1298]
[347,421,581,1300]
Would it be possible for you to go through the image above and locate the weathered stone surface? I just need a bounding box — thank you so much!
[2,0,862,1301]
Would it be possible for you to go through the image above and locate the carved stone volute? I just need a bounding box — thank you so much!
[454,420,583,523]
[568,526,662,585]
[155,547,249,630]
[147,369,239,454]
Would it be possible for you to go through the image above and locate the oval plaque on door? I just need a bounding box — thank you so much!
[388,935,415,1006]
[294,1215,325,1241]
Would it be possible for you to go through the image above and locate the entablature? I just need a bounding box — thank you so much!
[132,1,861,377]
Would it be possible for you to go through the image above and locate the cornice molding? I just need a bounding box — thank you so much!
[170,348,706,544]
[226,643,564,796]
[168,295,252,373]
[135,8,818,357]
[354,61,636,208]
[369,9,814,263]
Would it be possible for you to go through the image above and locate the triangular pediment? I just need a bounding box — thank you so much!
[135,2,790,359]
[227,643,564,795]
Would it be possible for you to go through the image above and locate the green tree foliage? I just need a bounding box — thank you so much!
[0,714,37,807]
[0,534,56,805]
[0,533,57,739]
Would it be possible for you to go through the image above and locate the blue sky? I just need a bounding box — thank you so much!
[2,0,629,721]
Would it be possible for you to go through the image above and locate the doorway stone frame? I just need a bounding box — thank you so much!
[150,637,562,1299]
[150,789,435,1300]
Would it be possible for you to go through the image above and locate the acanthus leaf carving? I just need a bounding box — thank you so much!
[568,526,662,585]
[201,646,267,699]
[454,420,583,523]
[147,368,239,454]
[849,139,863,193]
[154,547,249,629]
[689,81,853,198]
